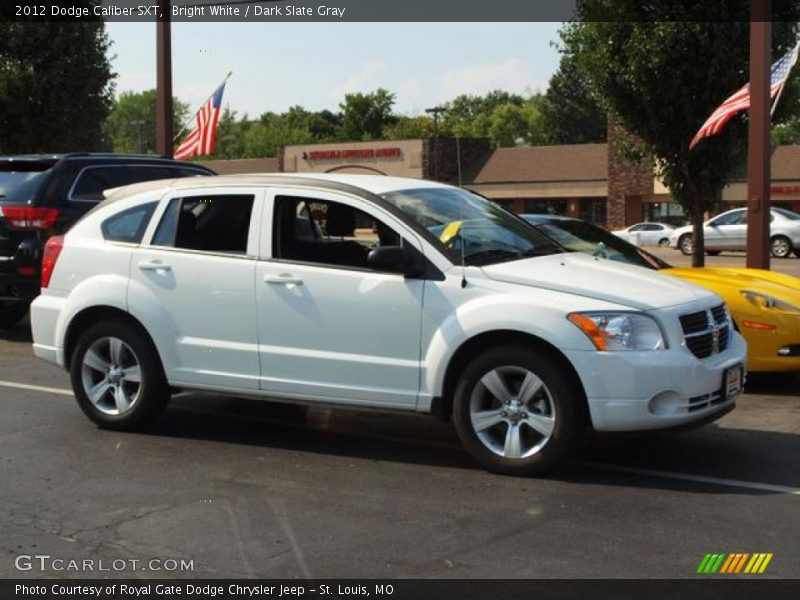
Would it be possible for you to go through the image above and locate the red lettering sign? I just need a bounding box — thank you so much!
[304,148,402,161]
[771,185,800,195]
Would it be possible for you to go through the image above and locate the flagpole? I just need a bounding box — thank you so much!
[770,42,799,117]
[172,71,233,144]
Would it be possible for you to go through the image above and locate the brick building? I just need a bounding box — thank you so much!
[203,139,800,229]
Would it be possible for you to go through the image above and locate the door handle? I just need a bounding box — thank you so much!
[138,260,172,272]
[264,274,303,286]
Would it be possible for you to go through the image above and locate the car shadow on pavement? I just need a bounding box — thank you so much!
[0,318,32,343]
[143,392,800,495]
[744,371,800,396]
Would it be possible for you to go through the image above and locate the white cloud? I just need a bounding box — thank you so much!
[329,60,390,102]
[439,57,547,102]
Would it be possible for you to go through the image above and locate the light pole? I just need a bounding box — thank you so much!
[156,0,173,157]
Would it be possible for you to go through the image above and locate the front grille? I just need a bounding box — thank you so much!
[680,304,730,359]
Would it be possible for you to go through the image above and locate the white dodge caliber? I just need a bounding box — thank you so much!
[30,174,746,475]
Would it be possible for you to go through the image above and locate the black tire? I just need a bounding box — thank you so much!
[70,320,169,431]
[678,234,693,256]
[706,250,721,256]
[770,235,793,259]
[658,238,670,246]
[452,345,581,476]
[0,301,29,329]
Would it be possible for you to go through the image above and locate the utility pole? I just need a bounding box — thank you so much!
[746,0,771,269]
[156,0,173,157]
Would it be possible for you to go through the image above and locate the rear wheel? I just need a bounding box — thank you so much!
[70,320,169,431]
[706,250,721,256]
[658,238,670,246]
[770,235,793,259]
[0,301,29,329]
[678,234,693,256]
[452,346,581,476]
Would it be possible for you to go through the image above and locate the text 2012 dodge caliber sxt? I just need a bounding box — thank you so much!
[30,174,747,475]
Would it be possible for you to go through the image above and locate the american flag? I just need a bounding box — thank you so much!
[174,79,228,160]
[690,43,799,150]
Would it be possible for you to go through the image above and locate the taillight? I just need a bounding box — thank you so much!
[1,206,59,230]
[41,235,64,289]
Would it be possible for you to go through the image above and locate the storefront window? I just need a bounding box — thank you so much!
[524,199,567,215]
[644,201,687,226]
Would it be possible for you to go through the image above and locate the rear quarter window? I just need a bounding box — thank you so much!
[101,202,157,244]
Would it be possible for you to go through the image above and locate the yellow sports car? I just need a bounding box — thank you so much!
[520,215,800,372]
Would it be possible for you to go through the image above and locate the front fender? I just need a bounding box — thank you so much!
[421,291,601,400]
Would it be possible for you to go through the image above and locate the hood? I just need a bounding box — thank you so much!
[481,252,716,310]
[664,267,800,301]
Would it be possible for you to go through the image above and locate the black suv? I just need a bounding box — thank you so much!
[0,154,215,328]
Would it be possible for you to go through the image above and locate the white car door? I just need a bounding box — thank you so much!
[255,187,425,409]
[128,187,265,390]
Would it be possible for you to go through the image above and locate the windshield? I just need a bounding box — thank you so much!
[382,187,563,266]
[527,218,671,270]
[0,160,55,204]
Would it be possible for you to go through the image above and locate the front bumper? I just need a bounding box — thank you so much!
[563,331,747,432]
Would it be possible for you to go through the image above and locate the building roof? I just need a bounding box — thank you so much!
[465,144,608,185]
[772,145,800,180]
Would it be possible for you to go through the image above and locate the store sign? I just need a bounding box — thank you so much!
[771,184,800,195]
[302,148,402,161]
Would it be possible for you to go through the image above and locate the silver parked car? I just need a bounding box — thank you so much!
[669,207,800,258]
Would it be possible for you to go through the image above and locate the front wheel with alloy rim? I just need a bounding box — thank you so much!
[770,235,793,258]
[70,320,170,431]
[453,346,581,476]
[678,234,693,256]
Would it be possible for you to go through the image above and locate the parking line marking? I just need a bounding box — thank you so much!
[0,379,73,396]
[575,461,800,495]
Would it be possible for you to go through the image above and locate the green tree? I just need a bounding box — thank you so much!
[488,101,548,147]
[340,88,397,140]
[541,53,607,144]
[561,2,799,266]
[443,90,525,138]
[383,115,435,139]
[0,17,115,153]
[104,89,189,153]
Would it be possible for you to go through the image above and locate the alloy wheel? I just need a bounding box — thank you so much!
[80,336,142,416]
[469,366,556,459]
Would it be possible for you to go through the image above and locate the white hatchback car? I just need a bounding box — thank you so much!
[670,207,800,258]
[30,174,746,475]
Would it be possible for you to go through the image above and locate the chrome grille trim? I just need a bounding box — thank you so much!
[679,304,731,359]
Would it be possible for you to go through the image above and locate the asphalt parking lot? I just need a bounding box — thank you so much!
[2,248,799,579]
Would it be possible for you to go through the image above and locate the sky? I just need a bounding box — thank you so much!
[105,22,564,118]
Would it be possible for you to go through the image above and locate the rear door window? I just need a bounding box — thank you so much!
[152,194,255,255]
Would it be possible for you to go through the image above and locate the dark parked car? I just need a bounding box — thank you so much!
[0,154,214,327]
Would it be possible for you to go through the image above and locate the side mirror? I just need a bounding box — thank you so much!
[367,245,411,274]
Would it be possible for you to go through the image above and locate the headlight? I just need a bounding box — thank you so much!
[568,312,665,351]
[741,290,800,315]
